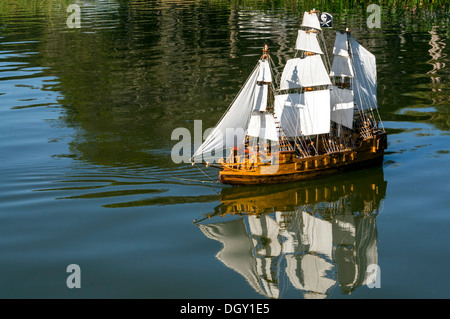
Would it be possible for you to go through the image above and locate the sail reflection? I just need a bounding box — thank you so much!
[195,168,386,298]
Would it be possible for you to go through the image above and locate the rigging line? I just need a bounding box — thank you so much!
[321,135,330,154]
[268,56,277,88]
[319,31,332,73]
[298,130,310,156]
[281,92,313,156]
[324,135,335,154]
[269,55,281,90]
[281,78,311,154]
[171,176,220,186]
[195,62,261,160]
[197,166,218,182]
[348,36,371,129]
[328,135,336,153]
[349,36,379,132]
[295,136,309,157]
[352,41,377,112]
[375,107,385,131]
[195,166,222,195]
[347,36,363,111]
[209,62,259,130]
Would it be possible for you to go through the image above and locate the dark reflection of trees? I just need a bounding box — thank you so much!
[195,166,387,298]
[3,0,445,167]
[39,0,243,167]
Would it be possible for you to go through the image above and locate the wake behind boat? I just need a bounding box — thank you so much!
[191,10,387,185]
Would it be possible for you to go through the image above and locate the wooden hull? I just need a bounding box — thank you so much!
[219,132,387,185]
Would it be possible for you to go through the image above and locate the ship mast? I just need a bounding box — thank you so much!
[257,44,293,153]
[274,10,332,157]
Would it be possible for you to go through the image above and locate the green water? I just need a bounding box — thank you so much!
[0,0,449,299]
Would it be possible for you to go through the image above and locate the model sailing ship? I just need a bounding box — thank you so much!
[191,10,387,185]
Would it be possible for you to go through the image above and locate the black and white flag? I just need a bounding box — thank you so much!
[319,12,333,28]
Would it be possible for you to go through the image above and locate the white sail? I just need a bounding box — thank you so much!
[274,95,301,137]
[330,32,353,77]
[330,55,354,77]
[301,211,333,257]
[301,11,321,30]
[333,31,349,57]
[198,218,278,298]
[192,65,259,163]
[330,86,354,129]
[279,55,331,90]
[248,215,281,298]
[253,84,268,112]
[247,112,278,141]
[349,36,378,110]
[248,214,282,256]
[257,59,272,83]
[295,30,323,54]
[274,90,330,136]
[285,211,335,298]
[286,254,335,299]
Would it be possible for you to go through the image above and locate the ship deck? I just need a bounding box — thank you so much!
[218,131,387,185]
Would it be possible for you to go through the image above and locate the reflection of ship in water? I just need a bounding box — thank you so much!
[195,168,387,298]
